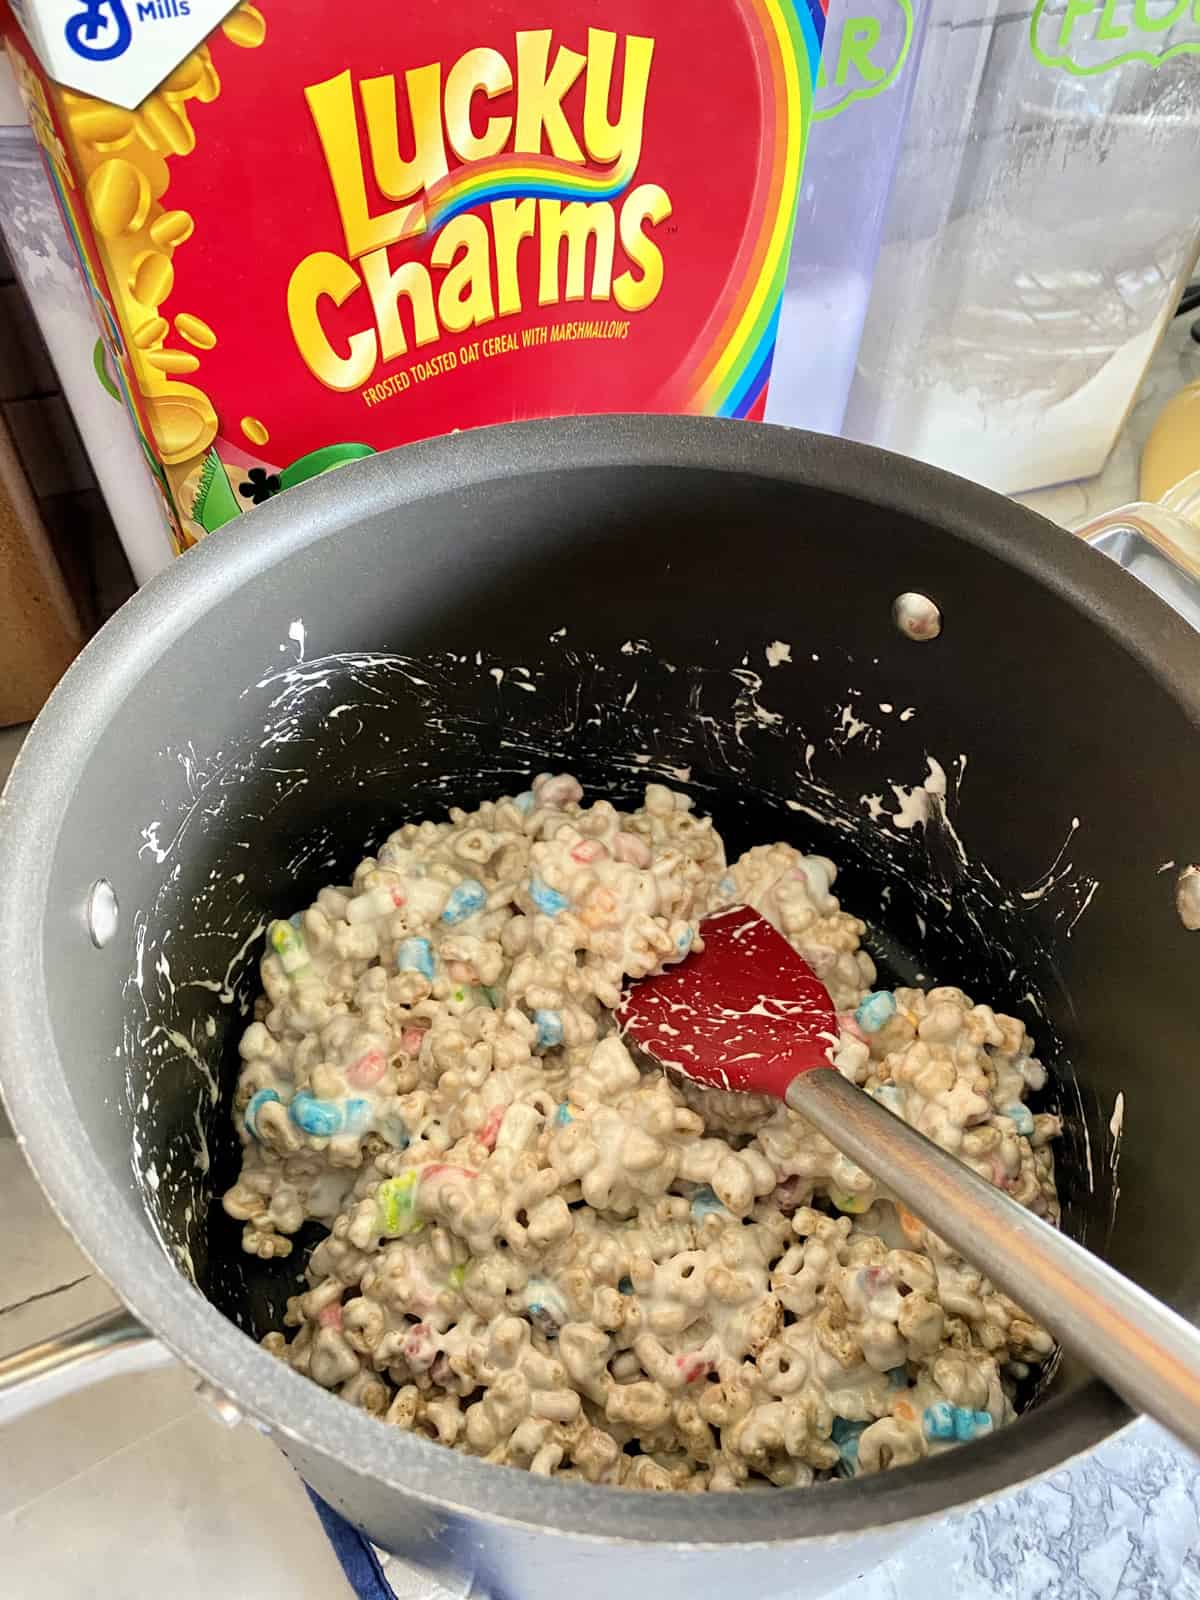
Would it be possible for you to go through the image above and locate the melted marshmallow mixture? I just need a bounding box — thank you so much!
[223,776,1061,1490]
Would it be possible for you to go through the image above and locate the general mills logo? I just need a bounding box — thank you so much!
[64,0,133,60]
[64,0,194,63]
[18,0,214,106]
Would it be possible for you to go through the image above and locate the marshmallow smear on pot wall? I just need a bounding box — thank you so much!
[3,0,874,557]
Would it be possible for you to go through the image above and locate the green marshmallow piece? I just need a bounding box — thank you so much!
[267,919,308,975]
[376,1170,423,1236]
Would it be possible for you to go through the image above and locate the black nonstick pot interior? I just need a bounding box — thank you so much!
[3,416,1198,1551]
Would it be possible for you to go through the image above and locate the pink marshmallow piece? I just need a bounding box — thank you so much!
[347,1049,387,1089]
[570,839,609,865]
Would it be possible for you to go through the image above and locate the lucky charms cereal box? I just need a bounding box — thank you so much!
[3,1,828,550]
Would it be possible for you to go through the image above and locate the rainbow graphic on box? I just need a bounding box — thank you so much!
[403,152,640,239]
[688,0,828,420]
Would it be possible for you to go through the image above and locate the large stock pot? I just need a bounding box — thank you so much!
[2,417,1198,1600]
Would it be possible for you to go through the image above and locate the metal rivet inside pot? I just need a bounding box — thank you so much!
[892,592,942,641]
[1176,865,1200,930]
[85,879,119,948]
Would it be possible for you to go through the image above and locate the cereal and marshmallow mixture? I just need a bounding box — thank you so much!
[224,775,1061,1490]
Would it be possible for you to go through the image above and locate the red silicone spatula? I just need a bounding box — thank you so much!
[619,904,841,1101]
[618,904,1200,1458]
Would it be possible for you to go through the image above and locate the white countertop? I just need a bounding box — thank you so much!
[2,317,1198,1600]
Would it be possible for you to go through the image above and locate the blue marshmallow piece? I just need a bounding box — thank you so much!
[289,1092,345,1137]
[922,1402,956,1441]
[534,1009,564,1049]
[525,1277,569,1334]
[442,878,487,925]
[831,1417,868,1474]
[244,1087,281,1139]
[342,1097,373,1136]
[514,791,535,814]
[855,990,898,1033]
[555,1101,573,1126]
[691,1184,727,1219]
[1003,1103,1035,1137]
[923,1402,992,1443]
[529,876,569,915]
[954,1408,994,1442]
[377,1111,409,1150]
[396,937,435,980]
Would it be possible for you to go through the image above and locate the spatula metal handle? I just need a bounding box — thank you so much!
[786,1067,1200,1459]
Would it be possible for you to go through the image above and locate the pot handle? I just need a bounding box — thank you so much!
[1076,499,1200,630]
[0,1307,174,1425]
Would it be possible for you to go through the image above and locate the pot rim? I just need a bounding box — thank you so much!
[1,414,1187,1545]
